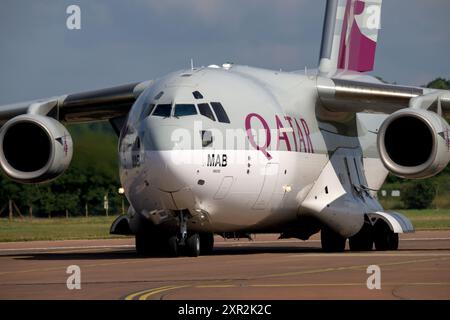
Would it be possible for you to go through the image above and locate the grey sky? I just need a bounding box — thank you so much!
[0,0,449,104]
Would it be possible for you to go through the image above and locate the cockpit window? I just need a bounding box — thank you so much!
[174,104,197,117]
[210,102,230,123]
[198,103,216,121]
[193,91,204,99]
[154,91,164,100]
[152,104,172,117]
[140,103,155,120]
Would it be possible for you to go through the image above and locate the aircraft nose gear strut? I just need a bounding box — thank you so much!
[179,212,188,246]
[167,211,201,257]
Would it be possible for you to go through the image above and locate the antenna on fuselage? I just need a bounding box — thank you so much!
[190,58,194,71]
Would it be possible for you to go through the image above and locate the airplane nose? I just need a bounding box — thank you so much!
[144,123,190,192]
[151,150,186,192]
[147,146,198,211]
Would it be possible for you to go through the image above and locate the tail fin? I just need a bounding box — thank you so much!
[318,0,382,76]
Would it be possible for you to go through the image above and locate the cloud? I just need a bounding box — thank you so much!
[0,0,448,104]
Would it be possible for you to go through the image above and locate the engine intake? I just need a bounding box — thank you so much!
[377,109,450,179]
[0,115,73,183]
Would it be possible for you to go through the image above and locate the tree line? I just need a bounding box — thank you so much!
[0,166,125,218]
[0,78,448,216]
[0,122,125,218]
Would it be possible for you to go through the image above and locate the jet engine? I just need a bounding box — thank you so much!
[0,114,73,183]
[377,109,450,179]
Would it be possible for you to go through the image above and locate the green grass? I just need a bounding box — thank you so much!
[398,209,450,230]
[0,210,449,242]
[380,194,450,211]
[0,216,129,242]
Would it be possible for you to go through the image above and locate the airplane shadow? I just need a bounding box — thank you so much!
[6,245,324,261]
[4,245,445,261]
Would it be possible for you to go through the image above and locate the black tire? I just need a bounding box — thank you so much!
[349,223,374,251]
[186,233,201,257]
[167,235,179,257]
[199,233,214,255]
[321,228,346,252]
[135,232,160,256]
[135,233,149,256]
[374,222,399,251]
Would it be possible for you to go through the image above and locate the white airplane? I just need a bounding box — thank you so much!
[0,0,449,257]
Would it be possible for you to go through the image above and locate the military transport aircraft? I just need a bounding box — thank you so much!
[0,0,449,256]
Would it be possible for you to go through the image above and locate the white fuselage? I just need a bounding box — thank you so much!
[118,65,389,234]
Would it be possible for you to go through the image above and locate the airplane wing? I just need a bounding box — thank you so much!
[317,77,450,118]
[0,80,153,126]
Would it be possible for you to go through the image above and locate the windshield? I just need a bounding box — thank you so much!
[152,104,172,117]
[174,104,197,117]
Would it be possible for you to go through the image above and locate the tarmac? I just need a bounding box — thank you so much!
[0,231,449,300]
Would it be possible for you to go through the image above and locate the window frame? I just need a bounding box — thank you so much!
[192,91,204,100]
[151,103,173,118]
[139,103,155,120]
[210,102,230,123]
[173,103,198,118]
[197,103,216,122]
[154,91,164,100]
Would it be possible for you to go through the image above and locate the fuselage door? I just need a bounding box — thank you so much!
[252,163,279,210]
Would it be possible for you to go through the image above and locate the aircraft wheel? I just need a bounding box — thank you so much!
[200,233,214,255]
[349,223,374,251]
[186,233,201,257]
[135,233,150,256]
[135,232,161,256]
[321,228,346,252]
[167,235,179,257]
[374,222,399,251]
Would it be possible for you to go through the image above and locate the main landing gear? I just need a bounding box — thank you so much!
[373,221,399,251]
[349,221,374,251]
[321,227,346,252]
[135,212,214,257]
[321,220,399,252]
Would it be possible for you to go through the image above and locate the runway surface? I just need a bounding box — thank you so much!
[0,231,449,300]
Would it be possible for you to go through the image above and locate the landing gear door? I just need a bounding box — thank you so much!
[252,163,279,210]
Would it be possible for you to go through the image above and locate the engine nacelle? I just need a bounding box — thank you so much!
[0,115,73,183]
[377,109,450,179]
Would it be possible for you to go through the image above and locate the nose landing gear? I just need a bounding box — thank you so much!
[134,210,214,257]
[166,211,210,257]
[185,233,201,257]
